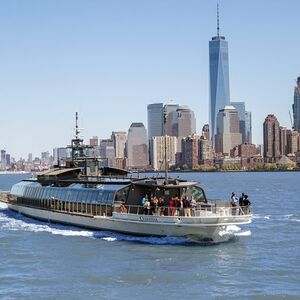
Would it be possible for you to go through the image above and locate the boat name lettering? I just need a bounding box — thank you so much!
[139,216,158,222]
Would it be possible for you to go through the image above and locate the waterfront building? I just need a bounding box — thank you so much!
[28,153,33,163]
[231,143,256,158]
[263,114,280,162]
[279,126,288,156]
[215,106,242,156]
[53,147,72,166]
[89,136,99,147]
[231,102,252,144]
[147,103,164,165]
[209,6,230,143]
[293,77,300,132]
[0,149,6,170]
[164,101,179,137]
[127,122,148,169]
[202,124,210,140]
[245,111,252,144]
[41,151,50,165]
[147,103,164,139]
[181,135,200,169]
[111,131,127,159]
[99,139,115,167]
[199,125,214,163]
[287,130,299,155]
[177,105,196,152]
[151,136,177,171]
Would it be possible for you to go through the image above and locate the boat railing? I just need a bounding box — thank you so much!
[114,203,251,217]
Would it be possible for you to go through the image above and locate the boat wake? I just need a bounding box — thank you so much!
[0,203,249,245]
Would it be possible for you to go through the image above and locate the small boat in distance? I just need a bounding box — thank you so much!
[0,113,252,242]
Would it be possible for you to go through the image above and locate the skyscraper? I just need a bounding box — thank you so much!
[147,103,164,140]
[164,101,179,136]
[151,136,177,171]
[209,5,230,143]
[231,102,252,144]
[293,77,300,132]
[215,106,242,155]
[127,123,148,169]
[263,114,280,162]
[147,103,164,165]
[245,111,252,144]
[111,131,127,159]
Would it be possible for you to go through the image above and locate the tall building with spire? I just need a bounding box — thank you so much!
[209,4,230,144]
[293,77,300,132]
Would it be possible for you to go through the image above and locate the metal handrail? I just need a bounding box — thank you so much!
[114,203,251,217]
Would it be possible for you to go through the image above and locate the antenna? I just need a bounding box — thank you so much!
[217,2,220,37]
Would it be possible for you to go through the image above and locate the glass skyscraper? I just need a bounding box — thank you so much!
[209,12,230,144]
[293,77,300,132]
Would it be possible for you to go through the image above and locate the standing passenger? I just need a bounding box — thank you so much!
[169,197,174,216]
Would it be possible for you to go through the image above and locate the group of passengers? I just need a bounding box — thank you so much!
[141,195,166,216]
[230,192,251,214]
[140,195,196,217]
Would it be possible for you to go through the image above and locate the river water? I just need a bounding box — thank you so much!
[0,172,299,299]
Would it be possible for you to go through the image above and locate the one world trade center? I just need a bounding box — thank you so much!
[209,5,230,144]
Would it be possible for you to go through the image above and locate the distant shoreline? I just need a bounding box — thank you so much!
[0,171,31,175]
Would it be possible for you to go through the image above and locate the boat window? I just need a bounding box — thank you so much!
[114,186,130,203]
[90,190,98,202]
[86,190,93,202]
[192,186,207,203]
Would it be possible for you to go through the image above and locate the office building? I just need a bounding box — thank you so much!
[215,106,242,155]
[127,123,148,169]
[111,131,127,159]
[181,135,200,169]
[89,136,99,147]
[164,101,179,137]
[263,114,280,162]
[293,77,300,132]
[245,111,252,144]
[279,126,288,156]
[209,6,230,143]
[99,139,115,167]
[151,136,177,171]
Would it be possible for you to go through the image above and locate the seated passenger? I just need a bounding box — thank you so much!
[119,203,127,213]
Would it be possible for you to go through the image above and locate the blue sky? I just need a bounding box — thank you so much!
[0,0,299,158]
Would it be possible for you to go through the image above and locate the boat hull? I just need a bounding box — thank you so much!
[5,203,251,241]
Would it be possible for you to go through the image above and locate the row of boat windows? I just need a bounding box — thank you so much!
[11,183,116,204]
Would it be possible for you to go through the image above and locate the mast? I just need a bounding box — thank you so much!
[163,109,168,184]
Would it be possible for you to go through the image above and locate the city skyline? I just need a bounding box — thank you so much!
[0,0,299,158]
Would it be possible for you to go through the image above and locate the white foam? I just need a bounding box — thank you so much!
[252,214,271,220]
[235,230,251,237]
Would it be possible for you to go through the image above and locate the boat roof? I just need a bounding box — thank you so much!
[132,177,198,188]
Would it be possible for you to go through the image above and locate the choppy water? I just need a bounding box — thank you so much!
[0,172,300,299]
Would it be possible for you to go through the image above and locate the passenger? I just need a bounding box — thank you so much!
[119,202,127,214]
[183,196,191,217]
[191,197,197,216]
[230,192,238,215]
[158,197,165,216]
[150,196,156,215]
[239,192,245,215]
[179,197,184,216]
[239,192,245,207]
[143,198,151,215]
[153,196,159,215]
[140,195,147,206]
[243,195,251,214]
[174,197,180,216]
[169,197,174,216]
